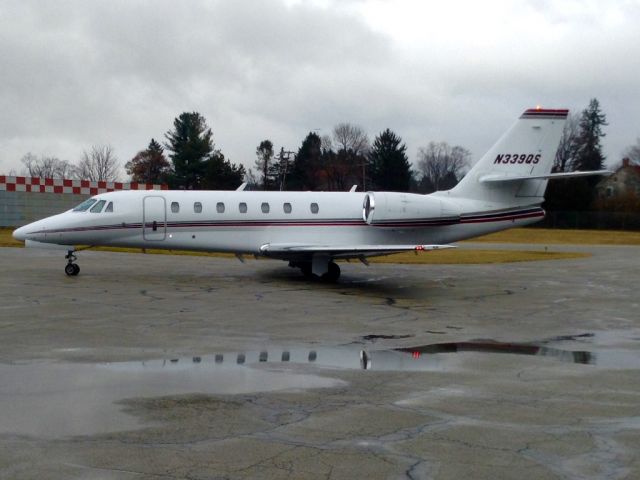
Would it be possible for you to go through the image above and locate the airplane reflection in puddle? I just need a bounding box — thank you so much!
[1,339,626,438]
[130,340,595,373]
[393,342,594,367]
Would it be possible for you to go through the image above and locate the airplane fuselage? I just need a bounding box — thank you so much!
[15,189,543,256]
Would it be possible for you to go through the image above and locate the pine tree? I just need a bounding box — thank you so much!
[570,98,607,171]
[545,99,608,212]
[368,129,412,191]
[288,132,323,190]
[255,139,275,190]
[202,151,246,190]
[164,112,213,189]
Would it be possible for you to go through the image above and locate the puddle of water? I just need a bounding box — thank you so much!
[545,329,640,348]
[2,333,639,439]
[393,337,640,371]
[394,342,594,366]
[0,360,343,438]
[362,334,414,341]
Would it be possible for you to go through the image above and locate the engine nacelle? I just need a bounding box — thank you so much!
[362,192,454,225]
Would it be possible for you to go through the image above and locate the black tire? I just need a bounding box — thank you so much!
[72,264,80,276]
[322,262,341,282]
[65,264,76,276]
[300,262,313,278]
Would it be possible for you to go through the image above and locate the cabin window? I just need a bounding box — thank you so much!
[310,202,319,214]
[105,202,113,213]
[194,202,202,213]
[239,202,247,213]
[73,198,97,212]
[606,186,613,197]
[217,202,225,213]
[261,202,270,213]
[283,202,292,214]
[171,202,180,213]
[90,200,106,213]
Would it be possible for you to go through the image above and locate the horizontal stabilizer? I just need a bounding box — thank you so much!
[479,170,612,183]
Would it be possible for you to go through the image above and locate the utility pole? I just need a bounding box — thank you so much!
[277,148,295,191]
[357,160,368,191]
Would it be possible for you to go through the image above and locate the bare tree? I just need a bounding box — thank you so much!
[417,141,470,192]
[332,123,369,155]
[320,134,333,152]
[243,168,259,189]
[20,153,74,178]
[321,123,371,191]
[554,113,579,172]
[76,145,120,181]
[623,138,640,165]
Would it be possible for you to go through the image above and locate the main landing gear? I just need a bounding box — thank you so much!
[65,250,80,276]
[290,260,341,282]
[323,261,341,282]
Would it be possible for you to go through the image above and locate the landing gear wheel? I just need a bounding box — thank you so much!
[65,250,80,276]
[65,263,79,276]
[300,262,313,278]
[321,262,341,282]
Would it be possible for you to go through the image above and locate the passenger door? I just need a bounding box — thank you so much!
[143,196,166,241]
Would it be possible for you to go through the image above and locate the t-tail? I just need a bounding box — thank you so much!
[446,108,609,208]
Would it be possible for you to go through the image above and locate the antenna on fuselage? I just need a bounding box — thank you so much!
[236,182,248,191]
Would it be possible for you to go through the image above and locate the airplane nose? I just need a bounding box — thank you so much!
[12,226,27,242]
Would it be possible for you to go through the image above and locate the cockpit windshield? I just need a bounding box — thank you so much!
[72,198,98,212]
[90,200,107,213]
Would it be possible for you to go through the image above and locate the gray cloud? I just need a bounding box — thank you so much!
[1,0,639,178]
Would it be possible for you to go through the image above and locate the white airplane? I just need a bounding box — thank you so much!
[12,108,608,281]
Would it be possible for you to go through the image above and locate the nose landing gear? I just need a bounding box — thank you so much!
[65,250,80,276]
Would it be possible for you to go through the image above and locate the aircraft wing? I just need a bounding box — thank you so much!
[260,243,455,260]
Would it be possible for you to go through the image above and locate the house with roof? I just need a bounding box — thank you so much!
[596,158,640,208]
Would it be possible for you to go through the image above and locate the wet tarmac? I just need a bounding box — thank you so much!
[3,337,640,440]
[1,245,640,479]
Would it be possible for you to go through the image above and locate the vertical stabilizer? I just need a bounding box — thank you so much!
[448,108,568,206]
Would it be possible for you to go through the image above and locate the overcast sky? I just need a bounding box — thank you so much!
[1,0,639,179]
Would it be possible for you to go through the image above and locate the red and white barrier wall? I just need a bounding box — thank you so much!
[0,176,167,195]
[0,176,167,227]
